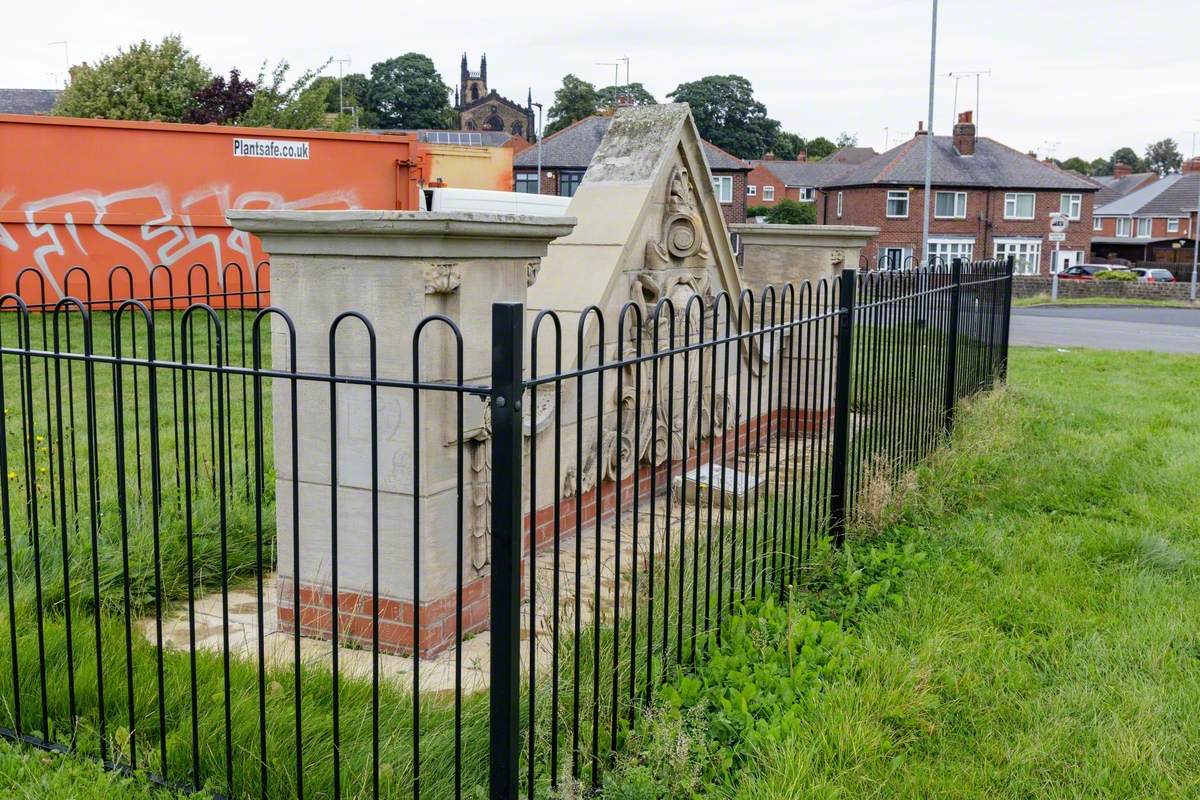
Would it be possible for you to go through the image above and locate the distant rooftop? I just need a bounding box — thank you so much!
[0,88,61,115]
[1095,173,1200,217]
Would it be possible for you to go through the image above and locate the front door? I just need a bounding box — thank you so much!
[1052,250,1085,273]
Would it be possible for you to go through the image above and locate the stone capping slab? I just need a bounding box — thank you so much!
[226,210,578,258]
[728,223,880,248]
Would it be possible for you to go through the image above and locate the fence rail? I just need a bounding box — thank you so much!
[0,258,1012,799]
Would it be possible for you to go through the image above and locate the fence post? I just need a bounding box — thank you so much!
[943,258,964,434]
[489,301,524,800]
[999,255,1014,382]
[828,267,856,548]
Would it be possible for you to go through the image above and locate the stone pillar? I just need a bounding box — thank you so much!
[728,224,879,431]
[226,210,576,658]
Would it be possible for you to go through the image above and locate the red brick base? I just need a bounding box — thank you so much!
[278,405,832,658]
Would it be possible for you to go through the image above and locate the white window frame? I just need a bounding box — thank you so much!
[836,191,843,218]
[1003,192,1036,220]
[1167,217,1180,233]
[886,190,909,218]
[881,246,913,270]
[927,237,975,265]
[747,184,757,197]
[711,175,733,204]
[514,172,539,194]
[1136,217,1152,237]
[763,185,775,202]
[1093,216,1104,232]
[798,186,815,202]
[933,190,967,219]
[1116,218,1132,237]
[994,238,1043,275]
[1060,193,1082,220]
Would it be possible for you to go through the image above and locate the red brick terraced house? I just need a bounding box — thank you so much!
[816,112,1098,274]
[1090,159,1200,265]
[513,114,753,224]
[746,146,877,209]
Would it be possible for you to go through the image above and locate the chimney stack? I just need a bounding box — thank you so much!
[1113,162,1133,178]
[762,151,776,161]
[952,111,976,155]
[915,120,927,136]
[1182,157,1200,175]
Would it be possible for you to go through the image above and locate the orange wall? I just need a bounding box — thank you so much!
[0,115,423,304]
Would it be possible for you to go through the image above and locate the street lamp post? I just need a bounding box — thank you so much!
[1191,173,1199,301]
[921,0,939,267]
[532,102,544,195]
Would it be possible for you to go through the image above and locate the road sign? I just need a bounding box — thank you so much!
[1048,232,1066,242]
[1049,215,1069,234]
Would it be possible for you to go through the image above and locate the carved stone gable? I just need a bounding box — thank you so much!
[645,164,711,269]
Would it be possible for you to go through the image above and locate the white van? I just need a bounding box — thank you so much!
[422,187,572,217]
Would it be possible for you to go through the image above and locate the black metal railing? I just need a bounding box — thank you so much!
[0,258,1012,799]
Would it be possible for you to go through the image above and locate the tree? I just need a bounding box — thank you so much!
[595,82,656,110]
[1144,138,1183,176]
[1090,158,1112,176]
[747,199,816,224]
[183,69,255,125]
[667,75,780,160]
[805,136,837,161]
[1059,156,1093,176]
[835,132,858,147]
[545,74,599,136]
[769,131,805,160]
[1110,147,1144,172]
[239,60,331,130]
[53,35,211,122]
[366,54,453,130]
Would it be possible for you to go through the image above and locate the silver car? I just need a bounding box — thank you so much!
[1130,268,1176,284]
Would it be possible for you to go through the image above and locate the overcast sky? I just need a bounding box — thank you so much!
[7,0,1199,161]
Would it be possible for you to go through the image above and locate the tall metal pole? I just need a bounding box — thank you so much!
[921,0,939,267]
[533,102,544,194]
[1191,173,1199,301]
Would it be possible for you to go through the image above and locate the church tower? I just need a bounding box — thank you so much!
[459,53,488,105]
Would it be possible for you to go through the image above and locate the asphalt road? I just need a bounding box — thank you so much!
[1011,304,1200,353]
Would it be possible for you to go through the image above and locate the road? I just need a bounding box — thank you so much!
[1011,304,1200,353]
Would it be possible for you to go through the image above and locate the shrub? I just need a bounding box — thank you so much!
[1095,269,1136,281]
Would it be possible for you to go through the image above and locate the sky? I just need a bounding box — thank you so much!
[6,0,1199,161]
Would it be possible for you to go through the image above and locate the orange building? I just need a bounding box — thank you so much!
[0,115,513,304]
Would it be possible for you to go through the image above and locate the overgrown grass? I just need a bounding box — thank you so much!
[606,347,1200,798]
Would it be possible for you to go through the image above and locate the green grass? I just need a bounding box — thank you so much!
[0,736,203,799]
[715,347,1200,798]
[1015,293,1199,308]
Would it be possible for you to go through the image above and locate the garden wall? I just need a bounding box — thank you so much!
[1012,276,1197,302]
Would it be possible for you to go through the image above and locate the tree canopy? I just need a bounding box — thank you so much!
[1110,147,1144,172]
[54,35,211,122]
[667,75,780,160]
[746,198,816,225]
[1058,156,1093,176]
[238,60,331,130]
[1089,157,1112,176]
[595,82,656,110]
[545,74,599,136]
[805,136,838,161]
[1144,138,1183,176]
[183,69,255,125]
[769,131,805,160]
[365,53,453,129]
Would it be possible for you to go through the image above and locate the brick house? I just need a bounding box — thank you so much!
[1091,159,1200,264]
[513,114,752,224]
[1092,162,1158,206]
[746,147,876,208]
[816,112,1098,274]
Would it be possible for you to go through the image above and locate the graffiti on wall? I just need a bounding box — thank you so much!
[0,183,359,299]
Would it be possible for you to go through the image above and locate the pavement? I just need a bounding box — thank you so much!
[1011,304,1200,353]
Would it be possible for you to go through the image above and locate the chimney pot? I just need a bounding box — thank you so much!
[915,121,927,136]
[952,110,976,155]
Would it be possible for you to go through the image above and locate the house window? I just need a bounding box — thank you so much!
[1116,218,1132,237]
[515,172,539,194]
[994,238,1042,275]
[1136,218,1152,237]
[798,187,815,201]
[1168,217,1180,233]
[934,191,967,218]
[763,185,775,201]
[836,191,843,218]
[927,238,975,266]
[886,190,909,218]
[1060,193,1082,220]
[711,175,733,203]
[747,184,757,197]
[1093,216,1104,232]
[1003,192,1035,220]
[559,171,584,198]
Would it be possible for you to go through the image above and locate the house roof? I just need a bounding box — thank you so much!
[1095,173,1200,217]
[457,90,530,115]
[1093,171,1158,206]
[824,145,878,164]
[0,88,60,115]
[513,114,751,172]
[819,135,1098,191]
[751,159,858,187]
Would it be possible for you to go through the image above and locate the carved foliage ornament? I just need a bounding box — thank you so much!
[646,165,710,269]
[424,262,462,294]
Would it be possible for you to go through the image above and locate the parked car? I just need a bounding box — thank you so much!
[1130,268,1176,283]
[1057,264,1113,280]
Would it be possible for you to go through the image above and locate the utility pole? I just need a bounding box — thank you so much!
[49,41,69,86]
[921,0,939,267]
[336,57,352,125]
[1188,131,1200,301]
[533,102,544,194]
[618,56,630,86]
[596,61,619,88]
